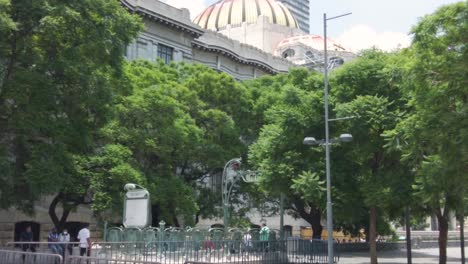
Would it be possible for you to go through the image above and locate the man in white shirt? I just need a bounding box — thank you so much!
[77,223,91,257]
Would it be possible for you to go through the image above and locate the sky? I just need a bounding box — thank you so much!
[163,0,461,52]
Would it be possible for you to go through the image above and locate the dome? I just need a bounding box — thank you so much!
[277,35,349,52]
[193,0,299,31]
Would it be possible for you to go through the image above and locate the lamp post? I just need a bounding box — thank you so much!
[222,158,242,234]
[303,134,352,264]
[322,12,352,264]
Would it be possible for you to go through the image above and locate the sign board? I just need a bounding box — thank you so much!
[123,189,152,228]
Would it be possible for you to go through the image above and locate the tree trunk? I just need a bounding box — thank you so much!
[172,213,180,227]
[405,206,412,264]
[310,213,323,240]
[293,199,322,239]
[460,211,465,264]
[48,193,72,232]
[436,211,448,264]
[369,206,378,264]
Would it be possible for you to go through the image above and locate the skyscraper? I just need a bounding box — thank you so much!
[279,0,310,33]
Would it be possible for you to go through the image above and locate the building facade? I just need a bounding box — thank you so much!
[123,0,294,80]
[193,0,353,72]
[279,0,310,33]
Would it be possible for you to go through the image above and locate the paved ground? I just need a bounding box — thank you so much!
[339,247,466,264]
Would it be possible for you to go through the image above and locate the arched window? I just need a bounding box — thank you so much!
[282,49,295,58]
[329,57,344,66]
[305,51,314,59]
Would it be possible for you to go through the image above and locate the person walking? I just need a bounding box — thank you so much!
[59,228,72,257]
[243,232,252,252]
[77,224,91,258]
[259,223,270,252]
[19,225,36,263]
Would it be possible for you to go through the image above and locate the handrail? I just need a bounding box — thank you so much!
[0,249,63,262]
[7,241,80,245]
[67,255,160,263]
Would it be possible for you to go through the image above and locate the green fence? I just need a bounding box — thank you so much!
[88,239,339,264]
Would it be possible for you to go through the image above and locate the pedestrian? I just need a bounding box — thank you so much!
[48,228,63,255]
[77,223,91,258]
[243,232,252,252]
[259,223,270,252]
[20,225,36,262]
[59,228,72,257]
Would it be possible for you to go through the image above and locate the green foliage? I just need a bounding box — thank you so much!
[99,61,252,225]
[291,171,325,202]
[0,0,142,223]
[247,72,325,197]
[333,50,412,201]
[382,4,467,262]
[386,2,467,220]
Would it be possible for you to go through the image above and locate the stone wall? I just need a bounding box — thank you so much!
[0,196,101,245]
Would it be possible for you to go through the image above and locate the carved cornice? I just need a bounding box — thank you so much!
[121,0,204,37]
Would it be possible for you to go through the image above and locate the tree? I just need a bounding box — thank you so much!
[246,69,335,238]
[102,60,251,226]
[0,0,142,229]
[331,49,412,264]
[389,3,468,263]
[246,66,399,241]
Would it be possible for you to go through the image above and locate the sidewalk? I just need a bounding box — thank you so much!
[339,247,465,264]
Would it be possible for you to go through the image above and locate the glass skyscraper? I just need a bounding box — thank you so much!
[279,0,310,33]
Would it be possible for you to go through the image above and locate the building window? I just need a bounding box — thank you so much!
[157,44,173,64]
[329,57,344,67]
[282,49,295,58]
[137,41,148,59]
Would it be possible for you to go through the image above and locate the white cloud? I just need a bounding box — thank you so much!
[163,0,207,19]
[337,24,411,52]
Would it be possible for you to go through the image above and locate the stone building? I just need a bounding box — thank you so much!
[123,0,295,80]
[193,0,353,70]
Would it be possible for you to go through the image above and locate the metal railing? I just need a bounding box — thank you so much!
[81,239,338,264]
[67,255,161,264]
[0,248,63,264]
[3,239,339,263]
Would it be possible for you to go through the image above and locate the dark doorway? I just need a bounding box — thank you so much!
[210,223,224,229]
[151,204,162,227]
[64,222,89,242]
[283,225,293,238]
[14,221,40,244]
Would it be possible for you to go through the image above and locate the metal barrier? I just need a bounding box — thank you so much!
[67,255,161,264]
[4,239,339,263]
[0,248,63,264]
[6,241,81,257]
[81,239,338,264]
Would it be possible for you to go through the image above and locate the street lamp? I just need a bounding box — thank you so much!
[222,158,242,234]
[303,133,352,263]
[305,12,352,264]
